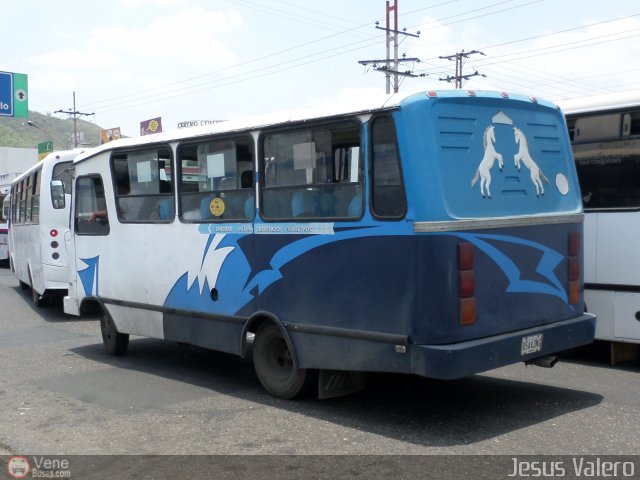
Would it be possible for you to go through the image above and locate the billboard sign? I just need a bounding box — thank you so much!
[140,117,162,136]
[101,127,122,144]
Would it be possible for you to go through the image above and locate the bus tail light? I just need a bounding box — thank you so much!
[568,232,581,305]
[50,229,58,238]
[458,242,476,325]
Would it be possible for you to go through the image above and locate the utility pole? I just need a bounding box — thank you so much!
[54,91,94,147]
[358,0,422,94]
[438,50,486,88]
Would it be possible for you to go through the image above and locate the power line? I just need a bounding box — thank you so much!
[82,1,536,113]
[438,50,486,88]
[54,92,94,148]
[80,2,637,116]
[358,0,423,94]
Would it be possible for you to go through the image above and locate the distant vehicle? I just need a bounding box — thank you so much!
[63,90,594,399]
[561,91,640,354]
[8,149,85,306]
[0,194,9,264]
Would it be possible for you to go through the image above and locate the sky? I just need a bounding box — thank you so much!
[1,0,639,138]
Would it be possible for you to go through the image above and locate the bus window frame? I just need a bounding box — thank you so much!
[109,145,175,224]
[74,174,110,236]
[369,113,407,220]
[258,117,364,222]
[176,132,256,224]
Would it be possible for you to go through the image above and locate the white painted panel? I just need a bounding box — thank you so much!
[613,292,640,343]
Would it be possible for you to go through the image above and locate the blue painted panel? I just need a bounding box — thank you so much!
[396,93,581,221]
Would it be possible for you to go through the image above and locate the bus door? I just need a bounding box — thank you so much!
[66,173,111,315]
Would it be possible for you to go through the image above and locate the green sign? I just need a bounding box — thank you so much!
[38,140,53,160]
[13,73,28,118]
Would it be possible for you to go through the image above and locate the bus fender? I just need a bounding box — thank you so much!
[79,295,106,316]
[241,311,300,369]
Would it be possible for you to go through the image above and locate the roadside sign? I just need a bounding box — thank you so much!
[38,140,53,161]
[0,71,28,118]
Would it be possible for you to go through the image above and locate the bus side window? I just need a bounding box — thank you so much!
[75,175,110,236]
[177,135,255,222]
[370,115,407,219]
[51,161,73,200]
[111,147,174,223]
[31,170,40,224]
[261,120,362,220]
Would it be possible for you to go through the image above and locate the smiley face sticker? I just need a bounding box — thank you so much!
[209,198,225,217]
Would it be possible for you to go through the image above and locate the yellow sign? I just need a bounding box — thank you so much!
[209,198,225,217]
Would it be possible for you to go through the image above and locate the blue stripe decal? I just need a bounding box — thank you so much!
[78,256,100,297]
[164,222,570,316]
[452,232,569,304]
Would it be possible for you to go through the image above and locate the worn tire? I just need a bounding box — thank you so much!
[100,309,129,356]
[252,323,312,399]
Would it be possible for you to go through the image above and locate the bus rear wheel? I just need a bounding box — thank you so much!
[252,323,312,399]
[100,309,129,356]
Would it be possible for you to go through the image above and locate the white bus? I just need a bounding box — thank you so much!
[9,149,85,306]
[561,91,640,358]
[64,90,593,398]
[0,193,8,265]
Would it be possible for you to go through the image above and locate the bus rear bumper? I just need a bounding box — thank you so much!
[410,314,596,380]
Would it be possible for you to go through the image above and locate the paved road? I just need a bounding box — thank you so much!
[0,266,639,471]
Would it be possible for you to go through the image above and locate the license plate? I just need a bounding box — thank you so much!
[521,333,543,355]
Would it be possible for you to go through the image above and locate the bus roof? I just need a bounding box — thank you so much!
[11,148,88,185]
[74,89,560,164]
[558,90,640,116]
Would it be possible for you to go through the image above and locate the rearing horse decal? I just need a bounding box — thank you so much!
[513,127,549,196]
[471,125,503,198]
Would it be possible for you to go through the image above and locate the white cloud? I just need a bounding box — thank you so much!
[90,8,244,71]
[21,6,246,120]
[120,0,188,8]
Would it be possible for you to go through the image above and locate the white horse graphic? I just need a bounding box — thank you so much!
[513,127,549,196]
[470,125,503,198]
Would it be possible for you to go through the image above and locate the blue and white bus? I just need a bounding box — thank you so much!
[63,90,595,398]
[561,91,640,360]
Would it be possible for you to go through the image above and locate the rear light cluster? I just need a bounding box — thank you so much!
[50,229,60,261]
[458,242,476,325]
[568,232,581,305]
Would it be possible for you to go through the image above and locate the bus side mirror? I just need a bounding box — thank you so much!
[51,180,65,209]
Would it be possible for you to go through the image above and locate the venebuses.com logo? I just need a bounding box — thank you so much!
[6,455,72,478]
[7,456,30,479]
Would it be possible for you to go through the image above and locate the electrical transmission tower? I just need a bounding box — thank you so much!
[358,0,422,94]
[55,91,94,147]
[438,50,486,89]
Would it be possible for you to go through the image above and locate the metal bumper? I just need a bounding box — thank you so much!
[410,314,596,379]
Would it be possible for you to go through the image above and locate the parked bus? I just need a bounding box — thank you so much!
[63,90,594,398]
[0,193,8,265]
[561,90,640,356]
[9,149,84,306]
